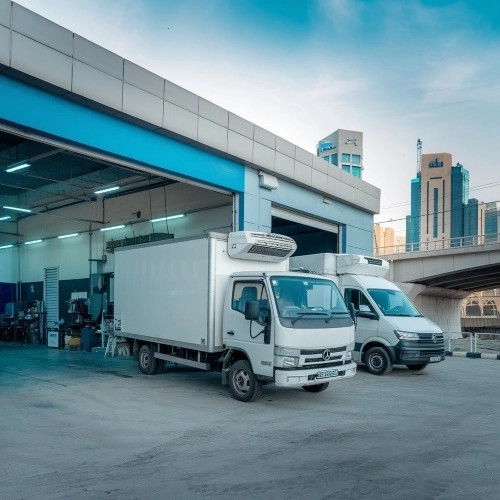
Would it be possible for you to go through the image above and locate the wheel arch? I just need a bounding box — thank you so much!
[361,340,394,363]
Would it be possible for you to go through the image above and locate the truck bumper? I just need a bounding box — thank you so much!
[274,361,357,387]
[392,345,445,365]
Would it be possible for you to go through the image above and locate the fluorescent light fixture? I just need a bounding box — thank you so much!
[58,233,79,239]
[0,244,13,250]
[100,225,125,232]
[3,205,31,213]
[0,215,12,221]
[94,186,120,194]
[151,214,185,223]
[25,239,42,245]
[6,161,31,173]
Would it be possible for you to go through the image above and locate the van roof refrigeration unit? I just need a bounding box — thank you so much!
[228,231,297,262]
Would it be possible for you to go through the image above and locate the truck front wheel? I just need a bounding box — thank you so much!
[138,344,157,375]
[364,347,393,375]
[229,360,263,402]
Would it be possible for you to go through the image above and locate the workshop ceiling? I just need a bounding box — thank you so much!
[0,129,174,220]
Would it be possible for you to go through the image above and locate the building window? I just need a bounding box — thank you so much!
[433,187,439,238]
[342,153,350,162]
[352,154,361,164]
[342,164,351,173]
[352,166,362,178]
[323,155,330,162]
[331,154,338,166]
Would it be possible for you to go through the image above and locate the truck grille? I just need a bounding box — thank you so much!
[304,361,344,370]
[305,355,342,364]
[300,346,345,355]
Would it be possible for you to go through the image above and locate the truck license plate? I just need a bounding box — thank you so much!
[430,356,441,362]
[317,369,338,379]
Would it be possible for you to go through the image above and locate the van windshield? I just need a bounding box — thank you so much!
[271,276,349,319]
[367,288,423,317]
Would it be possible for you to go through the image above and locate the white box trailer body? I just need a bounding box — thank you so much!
[290,253,445,375]
[114,233,286,351]
[114,233,356,401]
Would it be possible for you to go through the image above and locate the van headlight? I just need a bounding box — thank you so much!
[345,351,352,361]
[283,357,298,367]
[394,330,419,340]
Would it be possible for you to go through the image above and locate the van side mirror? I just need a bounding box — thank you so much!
[348,302,356,325]
[244,300,260,321]
[357,311,377,319]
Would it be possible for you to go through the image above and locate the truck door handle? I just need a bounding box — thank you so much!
[227,331,235,335]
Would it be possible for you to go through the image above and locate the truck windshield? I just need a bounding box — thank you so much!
[271,276,349,319]
[367,288,423,317]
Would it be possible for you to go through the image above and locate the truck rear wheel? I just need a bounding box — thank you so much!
[302,382,329,393]
[365,347,393,375]
[407,363,428,371]
[138,344,157,375]
[229,360,263,402]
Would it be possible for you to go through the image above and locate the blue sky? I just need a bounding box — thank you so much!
[17,0,500,237]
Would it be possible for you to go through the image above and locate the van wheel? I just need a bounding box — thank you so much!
[407,363,428,371]
[365,347,393,375]
[138,344,157,375]
[302,382,329,393]
[229,360,263,402]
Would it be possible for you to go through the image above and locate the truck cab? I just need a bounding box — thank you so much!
[223,271,356,401]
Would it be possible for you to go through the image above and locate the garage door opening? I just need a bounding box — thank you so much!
[272,216,339,256]
[0,126,235,345]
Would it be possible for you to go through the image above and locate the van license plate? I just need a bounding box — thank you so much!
[430,356,441,362]
[317,369,338,379]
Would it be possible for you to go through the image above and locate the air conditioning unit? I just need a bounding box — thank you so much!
[228,231,297,262]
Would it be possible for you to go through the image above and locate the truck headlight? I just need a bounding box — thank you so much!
[394,330,419,340]
[345,351,352,361]
[283,357,298,367]
[275,347,301,357]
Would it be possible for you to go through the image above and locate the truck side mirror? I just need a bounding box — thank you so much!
[244,300,260,321]
[357,309,378,320]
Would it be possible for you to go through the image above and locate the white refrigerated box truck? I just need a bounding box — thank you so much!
[289,253,445,375]
[113,232,356,402]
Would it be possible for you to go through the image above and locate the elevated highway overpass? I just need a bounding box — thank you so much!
[378,240,500,334]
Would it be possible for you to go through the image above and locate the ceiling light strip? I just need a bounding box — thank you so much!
[100,225,125,232]
[3,205,31,213]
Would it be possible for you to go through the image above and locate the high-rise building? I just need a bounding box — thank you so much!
[406,176,421,251]
[406,152,483,250]
[485,202,500,243]
[316,129,363,178]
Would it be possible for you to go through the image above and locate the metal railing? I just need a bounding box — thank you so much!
[444,331,500,354]
[375,233,500,256]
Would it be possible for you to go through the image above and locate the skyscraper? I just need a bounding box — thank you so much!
[316,129,363,178]
[406,152,483,250]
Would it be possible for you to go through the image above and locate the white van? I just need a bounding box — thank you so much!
[290,254,445,375]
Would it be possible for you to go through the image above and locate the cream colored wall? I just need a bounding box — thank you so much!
[420,153,453,247]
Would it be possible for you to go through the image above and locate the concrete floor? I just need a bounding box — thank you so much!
[1,343,499,500]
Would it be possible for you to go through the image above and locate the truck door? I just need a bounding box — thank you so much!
[224,280,273,377]
[344,288,379,361]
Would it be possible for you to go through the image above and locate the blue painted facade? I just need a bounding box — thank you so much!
[242,169,373,254]
[0,75,245,193]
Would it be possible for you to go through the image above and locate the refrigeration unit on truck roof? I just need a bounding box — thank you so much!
[336,254,389,277]
[290,253,389,278]
[228,231,297,262]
